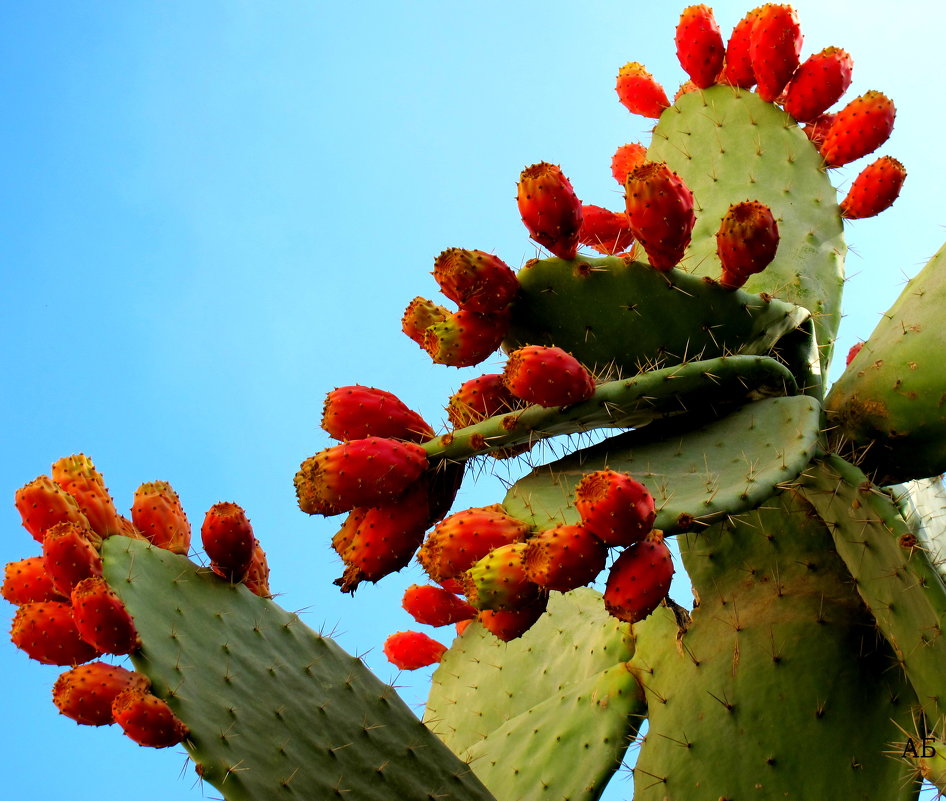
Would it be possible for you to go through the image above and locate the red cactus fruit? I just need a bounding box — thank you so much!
[10,601,102,665]
[610,143,648,186]
[478,596,548,642]
[15,475,92,544]
[720,7,760,88]
[201,502,256,582]
[131,481,191,555]
[574,469,657,547]
[846,342,864,366]
[422,309,509,368]
[401,296,450,348]
[748,4,803,103]
[503,345,595,408]
[51,454,130,540]
[615,62,670,118]
[322,385,434,443]
[332,482,431,593]
[578,205,636,256]
[624,161,695,271]
[462,541,540,612]
[42,520,104,598]
[432,248,519,313]
[820,91,896,168]
[715,200,780,289]
[383,630,447,670]
[603,532,675,623]
[523,524,608,592]
[447,373,521,429]
[803,112,836,149]
[71,576,140,655]
[839,156,907,219]
[402,584,477,627]
[675,5,725,89]
[419,504,532,585]
[53,662,150,726]
[112,687,189,748]
[242,540,272,598]
[516,162,583,260]
[2,556,64,605]
[294,437,428,517]
[781,46,853,123]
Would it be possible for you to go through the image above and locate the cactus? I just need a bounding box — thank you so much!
[6,5,946,801]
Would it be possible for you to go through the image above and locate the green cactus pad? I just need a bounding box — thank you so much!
[630,489,921,801]
[423,354,797,462]
[648,86,846,373]
[825,242,946,484]
[502,394,821,534]
[797,454,946,725]
[101,537,497,801]
[424,588,643,801]
[504,254,812,377]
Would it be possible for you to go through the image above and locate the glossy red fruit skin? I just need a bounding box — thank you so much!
[578,205,636,256]
[71,576,140,655]
[720,8,760,88]
[748,4,802,103]
[478,596,548,642]
[523,524,608,592]
[42,520,104,598]
[839,156,906,219]
[383,630,447,670]
[131,481,191,555]
[242,540,272,598]
[15,475,92,544]
[503,345,595,407]
[820,91,896,168]
[2,556,64,605]
[433,248,519,313]
[422,309,510,368]
[781,47,853,123]
[201,502,255,582]
[53,662,150,726]
[715,200,780,289]
[603,533,674,623]
[574,469,656,547]
[516,163,583,260]
[294,437,428,517]
[447,373,521,429]
[402,584,477,627]
[51,454,129,539]
[322,385,434,443]
[10,601,103,666]
[418,505,532,584]
[624,162,695,271]
[610,143,648,186]
[112,688,189,748]
[615,63,670,118]
[675,5,725,89]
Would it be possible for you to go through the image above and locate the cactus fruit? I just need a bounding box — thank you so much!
[41,520,104,597]
[321,385,434,443]
[462,541,539,611]
[1,556,63,605]
[130,481,191,554]
[516,162,583,260]
[111,687,189,748]
[839,155,907,219]
[748,3,802,102]
[715,199,780,289]
[432,248,519,314]
[200,501,256,582]
[422,309,509,367]
[674,5,724,89]
[70,576,140,655]
[447,373,521,429]
[10,601,102,666]
[402,584,476,627]
[521,524,608,592]
[610,142,647,185]
[502,345,595,407]
[401,296,449,347]
[719,7,759,88]
[820,90,896,167]
[577,204,636,256]
[52,662,150,726]
[383,630,448,670]
[781,46,853,123]
[623,161,695,270]
[615,62,670,118]
[573,469,656,547]
[15,475,92,544]
[601,532,673,622]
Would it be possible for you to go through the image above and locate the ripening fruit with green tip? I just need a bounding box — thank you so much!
[422,309,510,368]
[715,200,780,290]
[401,296,449,348]
[432,248,519,313]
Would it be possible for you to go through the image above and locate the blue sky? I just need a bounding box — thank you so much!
[2,2,943,799]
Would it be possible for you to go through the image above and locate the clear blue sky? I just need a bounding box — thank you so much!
[2,2,943,799]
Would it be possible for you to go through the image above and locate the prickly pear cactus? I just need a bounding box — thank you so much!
[6,5,946,801]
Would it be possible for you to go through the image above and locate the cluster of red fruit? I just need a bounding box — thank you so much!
[384,468,674,670]
[4,455,270,747]
[617,4,904,218]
